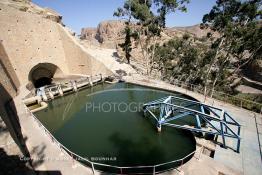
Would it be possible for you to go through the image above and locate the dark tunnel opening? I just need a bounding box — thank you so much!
[33,77,52,88]
[28,63,63,88]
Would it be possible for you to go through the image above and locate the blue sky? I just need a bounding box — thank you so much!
[32,0,216,34]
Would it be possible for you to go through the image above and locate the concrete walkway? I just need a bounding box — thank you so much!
[0,117,35,175]
[13,85,93,175]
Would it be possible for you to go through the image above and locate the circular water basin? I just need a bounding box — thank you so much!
[35,83,198,174]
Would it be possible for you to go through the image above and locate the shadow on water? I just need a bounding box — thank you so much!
[109,132,166,166]
[91,132,165,174]
[91,130,195,174]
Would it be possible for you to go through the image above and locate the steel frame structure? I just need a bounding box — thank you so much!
[143,96,241,153]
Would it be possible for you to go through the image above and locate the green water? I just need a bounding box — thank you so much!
[35,83,196,172]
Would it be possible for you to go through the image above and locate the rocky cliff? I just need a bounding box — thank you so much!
[81,20,126,48]
[80,20,212,47]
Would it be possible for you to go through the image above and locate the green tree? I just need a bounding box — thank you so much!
[201,0,262,96]
[114,0,189,74]
[118,26,134,64]
[153,36,209,84]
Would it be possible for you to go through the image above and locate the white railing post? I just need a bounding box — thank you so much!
[178,158,184,172]
[153,165,156,175]
[88,76,93,86]
[91,162,95,175]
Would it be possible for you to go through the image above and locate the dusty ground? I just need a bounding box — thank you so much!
[0,117,35,175]
[236,85,262,94]
[80,41,138,76]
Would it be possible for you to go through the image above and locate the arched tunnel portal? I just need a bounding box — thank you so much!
[28,63,64,88]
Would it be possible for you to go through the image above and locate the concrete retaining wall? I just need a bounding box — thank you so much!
[0,3,112,87]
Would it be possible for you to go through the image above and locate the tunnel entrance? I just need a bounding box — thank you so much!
[34,77,52,88]
[28,63,64,88]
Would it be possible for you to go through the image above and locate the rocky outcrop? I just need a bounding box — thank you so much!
[95,20,125,43]
[80,28,96,40]
[80,20,214,49]
[42,7,62,23]
[0,0,62,23]
[81,20,126,48]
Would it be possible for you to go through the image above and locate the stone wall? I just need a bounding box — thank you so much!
[57,25,112,76]
[0,42,19,95]
[0,3,112,87]
[0,41,25,158]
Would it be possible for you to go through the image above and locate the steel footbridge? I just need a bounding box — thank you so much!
[143,96,241,153]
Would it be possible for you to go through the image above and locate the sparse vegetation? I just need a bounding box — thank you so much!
[114,0,189,72]
[113,0,262,112]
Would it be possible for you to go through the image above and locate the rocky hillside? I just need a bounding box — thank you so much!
[80,20,261,91]
[80,20,212,72]
[80,20,212,48]
[173,24,213,38]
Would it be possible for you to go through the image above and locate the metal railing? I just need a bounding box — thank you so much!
[24,104,203,174]
[129,74,261,114]
[170,79,262,114]
[74,74,103,85]
[23,74,104,100]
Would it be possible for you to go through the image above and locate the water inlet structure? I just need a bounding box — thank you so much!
[143,96,241,153]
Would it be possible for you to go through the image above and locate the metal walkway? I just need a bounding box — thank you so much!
[143,96,241,153]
